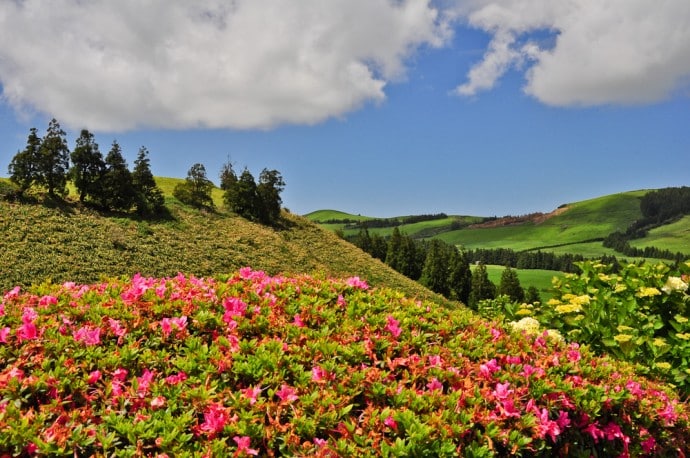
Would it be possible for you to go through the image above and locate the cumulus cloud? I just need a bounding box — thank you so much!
[454,0,690,106]
[0,0,449,131]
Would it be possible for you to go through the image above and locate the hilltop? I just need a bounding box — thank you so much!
[0,178,438,301]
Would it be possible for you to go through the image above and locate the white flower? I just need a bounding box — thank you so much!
[662,276,689,294]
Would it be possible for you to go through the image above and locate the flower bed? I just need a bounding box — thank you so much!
[1,268,688,456]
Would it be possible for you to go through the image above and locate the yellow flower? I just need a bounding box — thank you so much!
[546,329,564,343]
[509,317,541,335]
[598,273,611,281]
[617,325,634,333]
[555,303,582,314]
[547,298,562,306]
[676,333,690,341]
[613,334,633,343]
[516,308,533,316]
[614,284,627,293]
[674,315,689,324]
[570,295,591,306]
[636,287,661,298]
[653,338,668,347]
[655,362,671,371]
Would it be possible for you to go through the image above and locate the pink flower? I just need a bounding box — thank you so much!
[223,297,248,320]
[275,384,299,404]
[197,403,231,439]
[293,314,305,328]
[233,436,259,456]
[490,328,501,341]
[641,435,656,453]
[385,315,402,338]
[0,303,4,316]
[3,286,21,300]
[161,316,187,338]
[314,438,328,448]
[428,355,443,367]
[73,326,101,346]
[165,371,188,385]
[384,415,398,430]
[155,283,167,298]
[337,295,346,307]
[480,359,500,378]
[625,380,644,397]
[151,396,166,410]
[346,276,369,290]
[0,327,10,343]
[242,386,262,405]
[535,408,561,442]
[87,370,101,384]
[426,378,443,392]
[113,368,129,381]
[38,295,57,307]
[556,411,571,429]
[312,366,332,382]
[495,399,521,419]
[137,369,154,397]
[108,318,127,338]
[493,382,512,400]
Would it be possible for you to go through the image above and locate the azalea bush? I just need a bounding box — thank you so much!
[1,268,689,457]
[532,261,690,394]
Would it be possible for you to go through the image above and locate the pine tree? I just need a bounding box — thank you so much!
[257,168,285,224]
[385,227,403,271]
[132,146,165,215]
[8,127,42,195]
[219,159,238,192]
[229,168,260,220]
[70,129,105,203]
[468,263,496,310]
[38,118,70,197]
[498,266,525,303]
[174,163,215,210]
[448,248,472,304]
[420,239,450,296]
[101,141,135,211]
[525,286,541,304]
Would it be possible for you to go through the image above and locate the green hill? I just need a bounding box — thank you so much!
[0,183,439,302]
[307,190,667,258]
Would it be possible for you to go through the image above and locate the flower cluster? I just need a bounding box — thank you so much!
[0,269,688,456]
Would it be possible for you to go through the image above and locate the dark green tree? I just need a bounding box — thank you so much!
[228,168,260,220]
[101,141,135,211]
[525,286,541,304]
[70,129,105,203]
[498,266,525,303]
[219,159,238,192]
[385,227,404,271]
[420,239,450,296]
[132,146,165,215]
[257,168,285,224]
[38,118,70,197]
[448,248,472,304]
[8,127,42,195]
[468,263,496,310]
[369,232,388,262]
[174,163,215,210]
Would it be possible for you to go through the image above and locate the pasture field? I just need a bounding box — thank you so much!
[474,264,562,301]
[629,214,690,255]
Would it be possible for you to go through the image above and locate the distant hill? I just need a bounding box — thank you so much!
[307,190,690,258]
[0,178,442,302]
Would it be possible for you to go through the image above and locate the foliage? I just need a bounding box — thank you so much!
[174,163,215,210]
[469,263,496,310]
[1,269,688,456]
[8,127,42,195]
[532,260,690,394]
[224,167,285,226]
[99,141,136,211]
[498,267,525,303]
[37,119,70,197]
[70,129,105,204]
[131,147,165,215]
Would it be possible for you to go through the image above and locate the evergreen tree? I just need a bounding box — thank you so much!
[229,168,260,220]
[356,227,373,254]
[385,227,404,271]
[101,141,135,211]
[174,163,215,210]
[369,233,388,262]
[468,263,496,310]
[219,159,238,192]
[257,168,285,224]
[38,118,70,197]
[525,286,541,304]
[498,266,525,303]
[399,234,422,280]
[132,146,165,215]
[70,129,105,203]
[8,127,42,195]
[420,239,450,296]
[448,248,472,304]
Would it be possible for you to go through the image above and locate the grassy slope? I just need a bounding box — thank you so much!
[629,214,690,255]
[479,265,562,301]
[0,199,442,304]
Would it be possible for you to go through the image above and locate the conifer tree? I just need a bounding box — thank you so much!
[101,141,135,211]
[174,163,215,210]
[385,227,404,271]
[229,168,260,219]
[38,118,70,197]
[468,263,496,310]
[448,248,472,304]
[257,168,285,224]
[219,159,238,192]
[420,239,450,296]
[498,266,525,303]
[70,129,105,203]
[525,286,541,304]
[8,127,42,195]
[132,146,165,214]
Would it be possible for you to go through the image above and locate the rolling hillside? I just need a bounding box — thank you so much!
[0,180,442,302]
[307,190,685,259]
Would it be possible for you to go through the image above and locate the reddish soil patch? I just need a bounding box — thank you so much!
[469,206,570,229]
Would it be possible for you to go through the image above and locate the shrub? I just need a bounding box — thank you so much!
[0,269,688,456]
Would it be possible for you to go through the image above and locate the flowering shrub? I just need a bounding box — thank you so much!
[534,261,690,394]
[1,268,689,456]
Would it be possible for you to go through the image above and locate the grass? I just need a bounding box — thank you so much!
[629,214,690,255]
[0,196,444,304]
[303,209,374,222]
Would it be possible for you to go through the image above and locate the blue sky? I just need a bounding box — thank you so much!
[1,1,689,217]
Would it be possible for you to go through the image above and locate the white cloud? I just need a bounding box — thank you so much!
[0,0,449,131]
[454,0,690,106]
